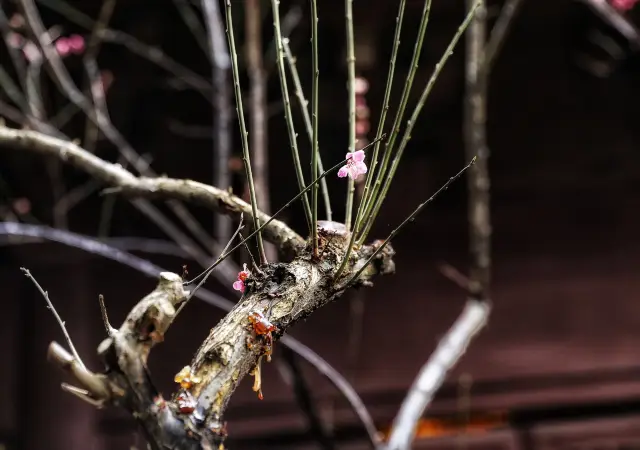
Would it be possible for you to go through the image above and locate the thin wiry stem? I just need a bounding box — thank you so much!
[344,0,356,232]
[357,1,481,243]
[483,0,524,71]
[358,0,432,230]
[310,0,319,256]
[21,267,86,370]
[282,38,332,221]
[357,0,405,217]
[187,137,384,286]
[342,158,475,288]
[222,0,266,264]
[178,215,244,316]
[271,0,312,229]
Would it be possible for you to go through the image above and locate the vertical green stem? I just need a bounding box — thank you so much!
[310,0,319,256]
[344,0,356,232]
[282,39,333,222]
[357,0,432,234]
[271,0,312,230]
[223,0,266,263]
[357,0,405,220]
[357,0,482,244]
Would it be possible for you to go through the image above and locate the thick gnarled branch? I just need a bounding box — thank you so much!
[0,126,305,256]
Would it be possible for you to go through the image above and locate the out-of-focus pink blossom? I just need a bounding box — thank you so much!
[67,34,85,53]
[55,38,70,56]
[22,42,41,63]
[611,0,639,11]
[337,149,368,180]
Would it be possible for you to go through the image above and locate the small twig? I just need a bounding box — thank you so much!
[20,267,86,369]
[342,158,475,288]
[483,0,524,71]
[310,0,320,257]
[384,300,490,449]
[98,294,116,337]
[270,0,312,230]
[438,262,471,292]
[221,0,267,264]
[282,38,332,221]
[246,0,276,261]
[179,214,245,315]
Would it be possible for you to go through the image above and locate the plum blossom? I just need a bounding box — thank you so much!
[54,34,85,57]
[233,264,250,293]
[610,0,639,11]
[338,149,367,180]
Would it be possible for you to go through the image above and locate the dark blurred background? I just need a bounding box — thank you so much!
[2,0,640,448]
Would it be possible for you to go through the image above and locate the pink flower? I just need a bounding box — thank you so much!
[67,34,85,54]
[233,264,250,293]
[611,0,639,10]
[55,38,70,56]
[338,150,367,180]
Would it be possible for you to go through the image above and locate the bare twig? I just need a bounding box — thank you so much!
[384,300,490,449]
[465,0,491,301]
[0,125,305,254]
[20,267,86,369]
[483,0,524,70]
[343,158,475,288]
[201,0,233,244]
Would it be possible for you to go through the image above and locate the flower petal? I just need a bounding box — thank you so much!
[338,166,349,178]
[347,164,360,180]
[355,161,368,175]
[351,150,365,162]
[233,280,245,292]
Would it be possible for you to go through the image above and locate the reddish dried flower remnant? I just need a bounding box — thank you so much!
[232,263,251,293]
[175,391,197,414]
[610,0,639,11]
[247,311,277,364]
